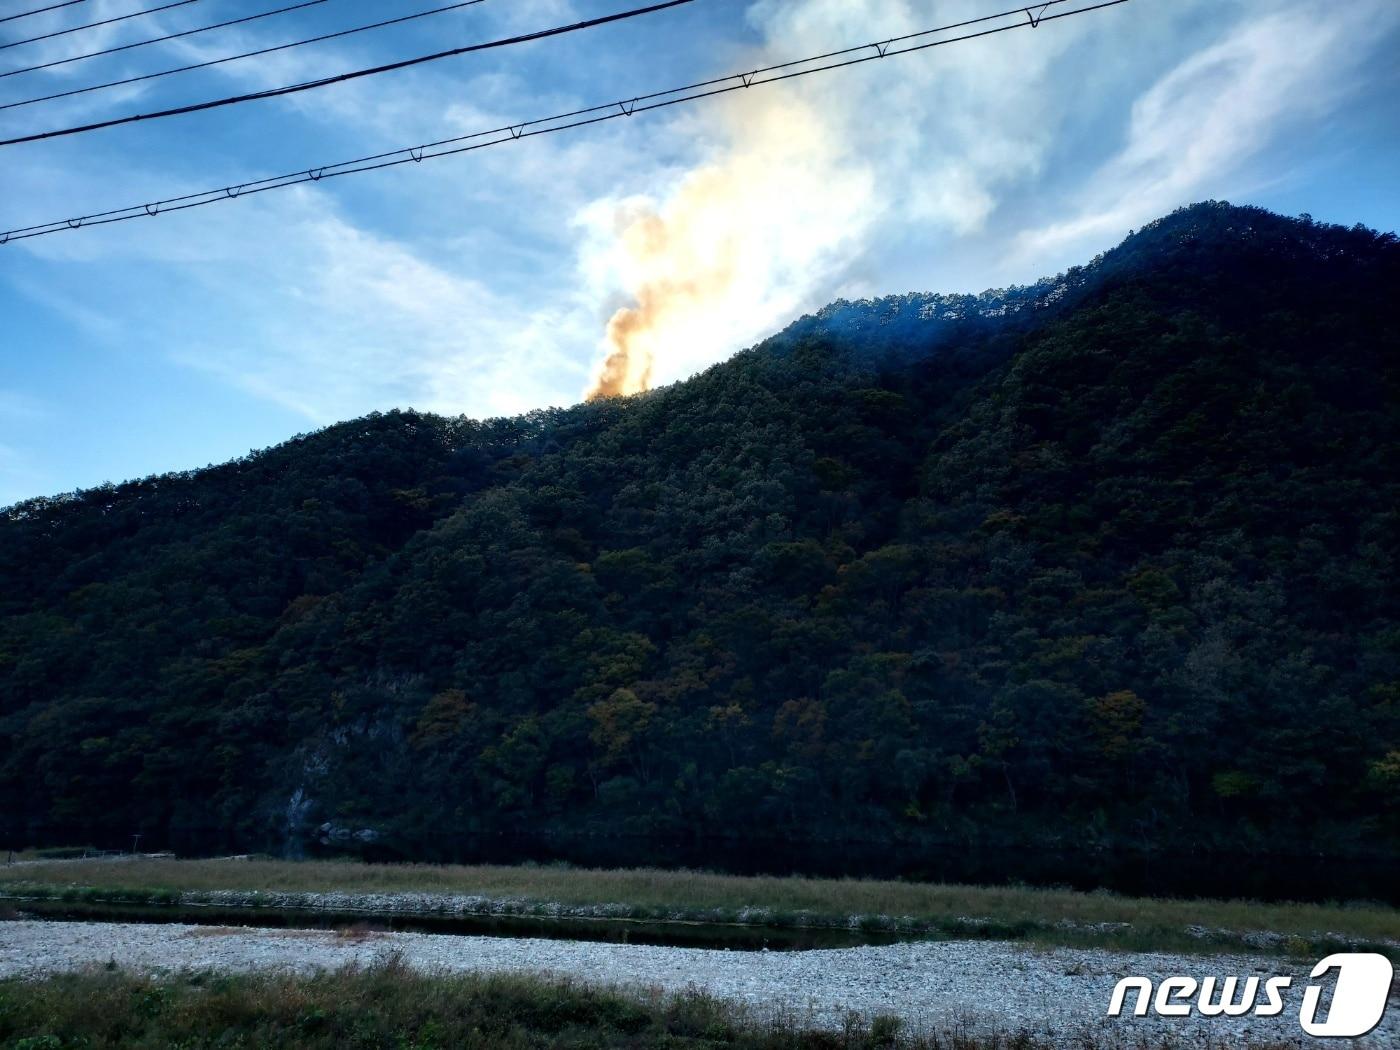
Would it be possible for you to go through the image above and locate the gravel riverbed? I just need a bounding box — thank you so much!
[1,920,1395,1046]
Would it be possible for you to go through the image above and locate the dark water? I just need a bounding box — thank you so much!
[8,898,898,951]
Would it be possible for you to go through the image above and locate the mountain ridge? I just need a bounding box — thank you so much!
[3,201,1398,862]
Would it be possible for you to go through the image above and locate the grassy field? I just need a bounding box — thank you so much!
[3,856,1398,957]
[0,960,1298,1050]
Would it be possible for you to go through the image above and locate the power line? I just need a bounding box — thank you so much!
[2,0,483,95]
[0,0,692,143]
[3,0,331,78]
[0,0,90,25]
[1,0,203,51]
[0,0,1133,244]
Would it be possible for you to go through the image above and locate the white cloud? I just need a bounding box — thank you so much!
[4,2,727,424]
[8,0,163,76]
[1014,0,1400,266]
[168,196,596,423]
[4,0,1396,449]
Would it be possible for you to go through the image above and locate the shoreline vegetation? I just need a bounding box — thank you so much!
[0,961,1306,1050]
[4,857,1397,958]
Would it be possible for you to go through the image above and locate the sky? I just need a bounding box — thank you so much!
[1,0,1398,506]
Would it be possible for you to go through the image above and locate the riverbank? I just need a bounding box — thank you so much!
[4,919,1376,1047]
[4,856,1399,957]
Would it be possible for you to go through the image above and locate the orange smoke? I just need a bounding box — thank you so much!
[581,88,873,401]
[588,292,658,400]
[584,178,741,401]
[587,274,742,399]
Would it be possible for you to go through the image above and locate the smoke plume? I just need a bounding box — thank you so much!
[583,87,874,399]
[580,0,1091,400]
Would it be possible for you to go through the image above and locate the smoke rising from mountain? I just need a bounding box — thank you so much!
[583,87,873,399]
[580,0,1082,400]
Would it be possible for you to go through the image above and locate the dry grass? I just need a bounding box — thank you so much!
[0,961,1305,1049]
[3,856,1397,954]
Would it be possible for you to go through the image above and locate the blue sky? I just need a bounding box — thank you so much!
[1,0,1397,506]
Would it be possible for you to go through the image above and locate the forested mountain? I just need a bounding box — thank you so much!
[3,202,1398,860]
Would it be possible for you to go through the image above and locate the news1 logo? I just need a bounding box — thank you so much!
[1108,953,1393,1038]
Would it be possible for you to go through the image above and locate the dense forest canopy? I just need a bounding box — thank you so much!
[2,202,1398,860]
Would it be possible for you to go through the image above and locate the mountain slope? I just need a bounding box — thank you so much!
[2,202,1398,859]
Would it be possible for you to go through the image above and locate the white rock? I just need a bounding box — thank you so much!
[0,920,1394,1048]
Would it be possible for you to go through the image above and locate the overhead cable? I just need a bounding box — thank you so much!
[1,0,90,26]
[1,0,203,51]
[0,0,692,143]
[0,0,1133,243]
[2,0,331,78]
